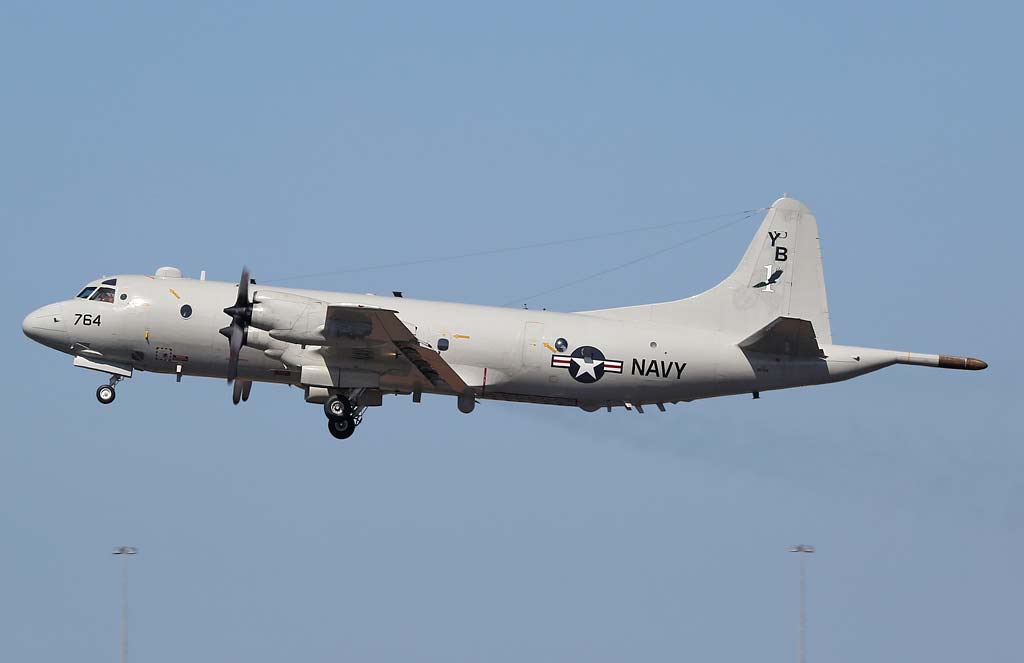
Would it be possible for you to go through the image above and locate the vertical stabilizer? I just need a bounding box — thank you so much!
[587,197,833,342]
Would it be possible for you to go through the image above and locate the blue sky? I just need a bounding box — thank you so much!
[1,2,1021,661]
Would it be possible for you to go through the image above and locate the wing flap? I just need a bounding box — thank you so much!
[394,342,468,392]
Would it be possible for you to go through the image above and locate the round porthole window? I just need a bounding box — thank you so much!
[119,293,127,301]
[555,337,568,352]
[180,304,193,319]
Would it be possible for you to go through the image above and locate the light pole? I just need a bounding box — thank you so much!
[112,547,138,663]
[789,544,815,663]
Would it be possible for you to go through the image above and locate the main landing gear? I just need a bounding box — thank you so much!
[324,394,360,440]
[324,394,353,419]
[327,415,357,439]
[96,375,122,405]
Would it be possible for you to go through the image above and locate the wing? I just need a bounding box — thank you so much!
[738,316,825,358]
[250,291,468,394]
[322,304,468,393]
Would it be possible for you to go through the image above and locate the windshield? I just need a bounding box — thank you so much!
[90,287,115,303]
[76,287,97,299]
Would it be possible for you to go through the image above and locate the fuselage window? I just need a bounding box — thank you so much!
[90,287,115,303]
[119,293,127,300]
[437,338,450,351]
[180,304,193,319]
[555,337,568,352]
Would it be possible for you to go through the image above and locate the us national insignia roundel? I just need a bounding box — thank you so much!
[550,345,624,384]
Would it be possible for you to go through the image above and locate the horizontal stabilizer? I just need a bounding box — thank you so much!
[739,317,825,358]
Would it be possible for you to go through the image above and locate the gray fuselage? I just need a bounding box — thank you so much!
[24,272,900,411]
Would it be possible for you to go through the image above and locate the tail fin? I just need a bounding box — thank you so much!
[589,196,832,343]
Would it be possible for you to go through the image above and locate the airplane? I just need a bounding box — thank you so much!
[21,196,986,439]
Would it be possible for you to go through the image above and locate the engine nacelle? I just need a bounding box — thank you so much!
[243,328,289,353]
[251,291,381,346]
[250,291,325,337]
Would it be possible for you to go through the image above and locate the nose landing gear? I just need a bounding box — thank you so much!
[96,375,122,405]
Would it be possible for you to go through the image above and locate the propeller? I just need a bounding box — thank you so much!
[231,380,252,405]
[219,267,253,385]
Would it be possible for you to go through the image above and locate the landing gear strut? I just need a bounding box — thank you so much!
[96,375,122,405]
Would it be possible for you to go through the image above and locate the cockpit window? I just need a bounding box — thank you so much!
[76,287,97,299]
[102,278,117,286]
[90,287,115,303]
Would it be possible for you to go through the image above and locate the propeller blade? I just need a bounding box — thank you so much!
[232,380,243,405]
[241,380,252,402]
[227,323,245,382]
[236,267,250,308]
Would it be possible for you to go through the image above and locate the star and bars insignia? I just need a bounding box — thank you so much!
[551,345,623,384]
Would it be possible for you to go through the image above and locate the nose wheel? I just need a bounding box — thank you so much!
[96,384,116,404]
[95,375,122,405]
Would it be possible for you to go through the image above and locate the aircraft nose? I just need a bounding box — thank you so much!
[22,303,68,350]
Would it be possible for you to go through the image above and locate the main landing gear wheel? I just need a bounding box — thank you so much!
[324,395,353,420]
[327,415,356,440]
[96,385,116,405]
